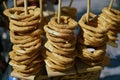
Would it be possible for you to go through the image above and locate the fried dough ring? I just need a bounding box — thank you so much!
[10,19,39,27]
[82,28,105,38]
[99,13,119,26]
[43,50,74,65]
[9,49,39,62]
[79,13,107,34]
[78,35,107,47]
[48,37,76,48]
[78,13,108,47]
[14,52,42,65]
[13,41,41,55]
[9,60,27,70]
[19,13,40,22]
[44,25,74,38]
[45,57,74,70]
[13,64,41,74]
[102,7,120,22]
[78,45,106,61]
[10,29,42,40]
[46,33,70,43]
[9,22,37,33]
[10,35,39,44]
[107,34,118,41]
[18,53,42,65]
[48,22,74,34]
[12,8,40,22]
[52,41,75,48]
[83,36,106,46]
[98,7,120,47]
[83,30,107,43]
[98,16,118,30]
[12,70,41,77]
[16,39,41,48]
[3,6,37,19]
[47,40,75,52]
[82,32,108,47]
[45,41,73,55]
[10,50,41,65]
[108,30,118,37]
[50,16,78,29]
[45,58,74,71]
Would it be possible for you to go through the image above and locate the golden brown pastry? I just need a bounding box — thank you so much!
[77,12,108,66]
[98,7,120,47]
[44,16,78,71]
[4,6,44,78]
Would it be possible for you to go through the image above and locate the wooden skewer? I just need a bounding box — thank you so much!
[108,0,114,10]
[39,0,43,18]
[3,1,8,9]
[14,0,17,7]
[69,0,73,7]
[86,0,91,23]
[24,0,28,15]
[3,1,10,20]
[58,0,62,24]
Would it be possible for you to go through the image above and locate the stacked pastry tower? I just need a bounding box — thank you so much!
[99,7,120,47]
[4,6,43,78]
[43,16,78,71]
[77,13,108,66]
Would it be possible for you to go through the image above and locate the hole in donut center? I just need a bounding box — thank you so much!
[86,17,98,27]
[87,46,95,53]
[60,18,68,24]
[55,17,71,24]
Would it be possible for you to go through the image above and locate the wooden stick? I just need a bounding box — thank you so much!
[39,0,43,18]
[58,0,62,24]
[3,1,8,9]
[14,0,17,7]
[24,0,28,15]
[108,0,114,10]
[86,0,91,23]
[3,1,10,20]
[69,0,73,7]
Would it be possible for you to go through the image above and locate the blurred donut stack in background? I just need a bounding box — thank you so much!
[99,7,120,48]
[4,6,44,78]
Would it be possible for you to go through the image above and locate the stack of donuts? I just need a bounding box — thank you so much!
[77,13,108,66]
[43,16,78,71]
[98,7,120,47]
[4,6,43,77]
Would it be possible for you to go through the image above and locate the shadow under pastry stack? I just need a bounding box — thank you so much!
[4,6,43,79]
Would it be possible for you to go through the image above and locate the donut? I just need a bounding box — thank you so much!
[45,58,74,71]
